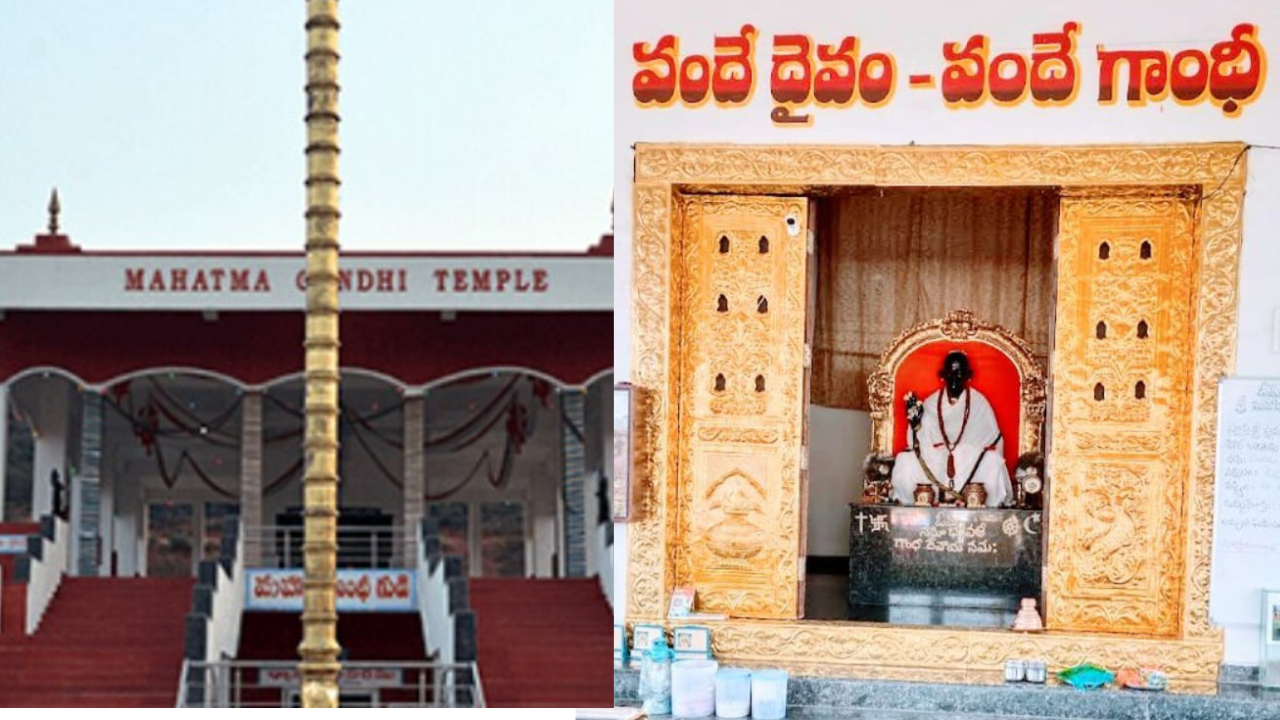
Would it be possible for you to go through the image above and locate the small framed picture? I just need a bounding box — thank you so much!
[614,384,633,521]
[1266,590,1280,645]
[632,623,666,655]
[673,626,711,654]
[668,586,696,618]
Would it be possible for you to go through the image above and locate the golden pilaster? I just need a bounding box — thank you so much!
[299,0,342,707]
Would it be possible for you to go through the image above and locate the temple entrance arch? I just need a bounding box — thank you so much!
[3,370,82,525]
[418,367,603,578]
[629,142,1246,689]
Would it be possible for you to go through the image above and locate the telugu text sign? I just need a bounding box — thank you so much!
[632,21,1265,125]
[258,667,403,689]
[246,569,416,612]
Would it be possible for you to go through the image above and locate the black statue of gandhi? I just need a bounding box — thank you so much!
[892,351,1013,506]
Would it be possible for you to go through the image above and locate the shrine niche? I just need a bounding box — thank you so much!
[849,310,1047,626]
[630,143,1246,689]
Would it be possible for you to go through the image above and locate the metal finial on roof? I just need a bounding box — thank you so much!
[48,188,61,235]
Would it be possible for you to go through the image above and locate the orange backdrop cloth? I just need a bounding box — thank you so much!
[893,340,1022,475]
[812,188,1056,411]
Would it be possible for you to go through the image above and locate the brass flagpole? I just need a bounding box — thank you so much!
[300,0,343,707]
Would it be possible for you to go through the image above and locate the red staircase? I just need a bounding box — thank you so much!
[0,577,193,708]
[235,612,430,708]
[471,578,611,708]
[238,611,427,661]
[0,523,40,637]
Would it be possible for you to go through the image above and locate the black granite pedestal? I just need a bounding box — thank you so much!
[848,504,1042,627]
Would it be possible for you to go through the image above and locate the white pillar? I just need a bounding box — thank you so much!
[403,394,425,566]
[32,383,69,521]
[240,392,263,565]
[560,388,587,578]
[72,392,104,576]
[100,438,116,575]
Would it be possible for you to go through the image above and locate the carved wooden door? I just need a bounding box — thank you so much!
[674,195,811,619]
[1046,188,1197,636]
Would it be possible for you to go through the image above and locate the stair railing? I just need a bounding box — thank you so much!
[416,518,478,695]
[244,524,409,569]
[417,518,451,663]
[19,514,69,634]
[176,659,486,708]
[181,517,245,707]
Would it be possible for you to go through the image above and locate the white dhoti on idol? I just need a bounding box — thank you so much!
[891,387,1012,507]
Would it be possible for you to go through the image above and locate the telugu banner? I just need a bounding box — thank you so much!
[246,569,416,612]
[258,667,404,689]
[633,21,1266,125]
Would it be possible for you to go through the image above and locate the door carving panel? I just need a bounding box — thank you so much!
[1047,188,1197,636]
[675,195,810,619]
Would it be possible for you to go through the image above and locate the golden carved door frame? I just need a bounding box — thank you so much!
[673,195,811,619]
[630,143,1246,689]
[1047,187,1199,636]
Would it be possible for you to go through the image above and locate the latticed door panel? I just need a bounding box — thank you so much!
[674,195,810,619]
[1046,188,1197,636]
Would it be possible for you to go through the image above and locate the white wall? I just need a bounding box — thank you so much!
[112,458,142,577]
[616,0,1280,665]
[808,407,870,557]
[31,387,69,521]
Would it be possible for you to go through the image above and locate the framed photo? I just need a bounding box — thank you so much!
[614,383,633,521]
[668,586,695,618]
[1266,590,1280,645]
[673,626,711,653]
[632,623,666,656]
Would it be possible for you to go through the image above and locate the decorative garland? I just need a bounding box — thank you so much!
[101,374,560,500]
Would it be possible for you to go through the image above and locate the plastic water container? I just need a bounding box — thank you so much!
[715,667,752,718]
[671,659,718,717]
[639,639,674,715]
[751,669,788,720]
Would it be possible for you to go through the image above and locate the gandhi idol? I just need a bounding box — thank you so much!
[890,351,1012,507]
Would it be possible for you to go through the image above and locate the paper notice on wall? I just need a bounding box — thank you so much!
[1210,378,1280,626]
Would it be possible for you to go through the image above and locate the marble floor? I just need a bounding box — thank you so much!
[625,710,1107,720]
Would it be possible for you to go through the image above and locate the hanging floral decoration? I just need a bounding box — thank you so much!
[103,373,556,501]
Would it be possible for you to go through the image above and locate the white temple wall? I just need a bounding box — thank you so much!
[615,0,1280,663]
[112,457,142,577]
[96,436,116,577]
[31,386,69,521]
[807,408,871,558]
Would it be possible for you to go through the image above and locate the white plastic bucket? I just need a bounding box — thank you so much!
[751,669,788,720]
[715,667,752,718]
[671,659,718,718]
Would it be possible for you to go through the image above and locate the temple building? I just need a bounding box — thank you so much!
[615,0,1280,707]
[0,203,615,708]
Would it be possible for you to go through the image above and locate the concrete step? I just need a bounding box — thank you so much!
[615,668,1280,720]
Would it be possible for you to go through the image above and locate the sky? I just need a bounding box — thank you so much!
[0,1,612,253]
